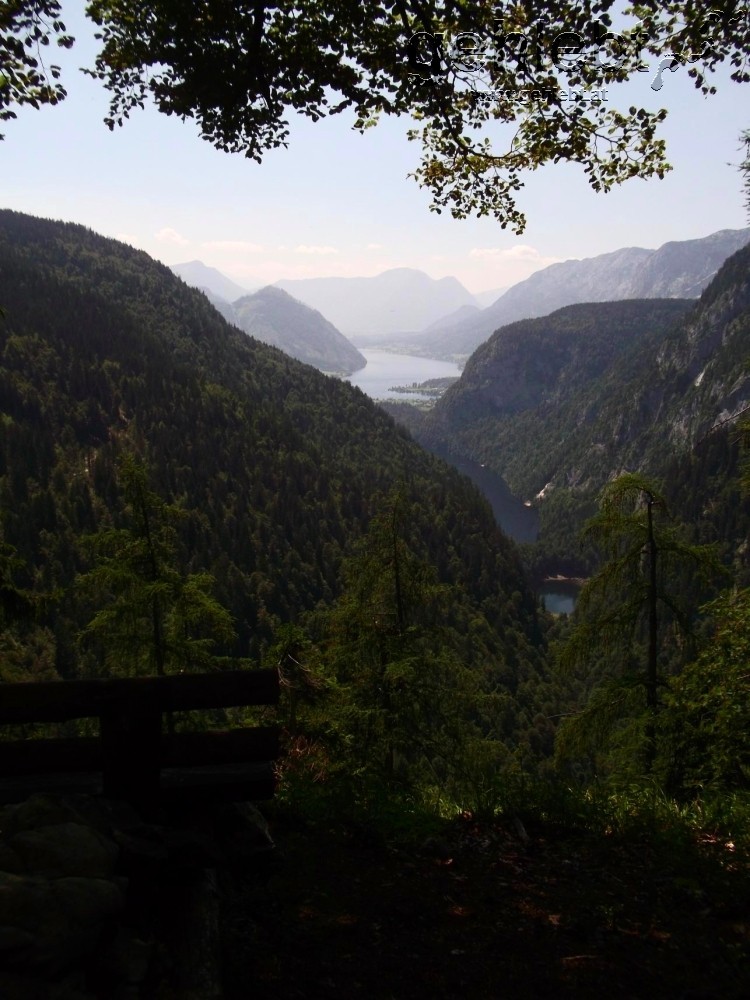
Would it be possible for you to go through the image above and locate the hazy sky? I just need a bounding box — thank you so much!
[2,3,748,294]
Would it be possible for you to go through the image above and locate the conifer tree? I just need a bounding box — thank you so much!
[557,473,722,773]
[319,488,477,795]
[77,454,235,677]
[662,587,750,795]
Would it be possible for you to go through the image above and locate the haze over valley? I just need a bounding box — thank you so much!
[172,226,750,371]
[3,4,750,992]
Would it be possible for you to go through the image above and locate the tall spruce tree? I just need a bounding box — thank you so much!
[315,488,486,800]
[557,473,722,774]
[76,454,235,677]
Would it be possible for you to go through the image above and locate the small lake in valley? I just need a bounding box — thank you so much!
[539,581,580,615]
[344,349,462,401]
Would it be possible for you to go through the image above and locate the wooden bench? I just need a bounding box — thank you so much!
[0,670,280,811]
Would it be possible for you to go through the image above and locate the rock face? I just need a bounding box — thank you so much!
[0,793,274,998]
[0,796,127,991]
[0,794,273,1000]
[8,823,119,880]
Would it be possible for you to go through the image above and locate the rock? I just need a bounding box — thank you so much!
[0,924,36,958]
[108,927,153,989]
[0,804,17,832]
[9,823,119,879]
[63,796,143,840]
[213,802,274,863]
[0,843,24,874]
[113,824,169,870]
[0,969,94,1000]
[0,871,123,974]
[2,795,86,836]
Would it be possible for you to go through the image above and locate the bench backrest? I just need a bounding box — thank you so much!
[0,669,280,809]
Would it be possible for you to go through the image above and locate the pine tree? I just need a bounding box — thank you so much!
[319,489,474,794]
[557,473,723,774]
[76,454,235,677]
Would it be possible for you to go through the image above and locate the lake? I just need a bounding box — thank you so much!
[539,582,579,615]
[344,349,462,401]
[341,349,540,543]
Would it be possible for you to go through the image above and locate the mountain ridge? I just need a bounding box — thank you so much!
[231,285,366,373]
[399,228,750,360]
[403,242,750,567]
[170,259,252,302]
[274,267,478,336]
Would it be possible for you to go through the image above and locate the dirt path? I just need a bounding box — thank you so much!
[221,814,750,999]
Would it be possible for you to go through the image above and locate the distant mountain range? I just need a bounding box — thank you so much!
[274,268,477,335]
[171,228,750,363]
[170,260,253,302]
[402,240,750,567]
[392,228,750,360]
[474,286,509,308]
[172,262,510,341]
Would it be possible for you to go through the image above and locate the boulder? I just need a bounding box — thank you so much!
[0,871,123,974]
[9,823,119,879]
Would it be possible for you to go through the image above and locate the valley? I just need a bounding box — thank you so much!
[1,210,750,998]
[3,5,750,995]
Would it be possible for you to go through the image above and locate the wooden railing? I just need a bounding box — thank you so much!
[0,670,280,809]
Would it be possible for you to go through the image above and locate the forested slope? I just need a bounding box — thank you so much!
[410,247,750,569]
[231,285,366,373]
[0,210,543,688]
[421,299,692,497]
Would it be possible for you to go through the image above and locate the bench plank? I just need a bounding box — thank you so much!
[0,670,279,723]
[0,727,281,775]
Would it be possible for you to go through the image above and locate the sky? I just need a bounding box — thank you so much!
[2,3,748,296]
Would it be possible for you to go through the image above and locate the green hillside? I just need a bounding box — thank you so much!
[410,249,750,571]
[424,299,693,498]
[0,210,543,689]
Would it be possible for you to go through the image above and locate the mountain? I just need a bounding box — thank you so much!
[171,272,367,374]
[230,286,366,374]
[200,287,238,325]
[170,260,251,302]
[0,209,543,683]
[409,228,750,360]
[474,286,509,309]
[411,243,750,568]
[424,303,481,332]
[274,268,477,336]
[422,299,694,496]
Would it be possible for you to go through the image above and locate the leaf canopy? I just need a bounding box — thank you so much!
[2,1,749,228]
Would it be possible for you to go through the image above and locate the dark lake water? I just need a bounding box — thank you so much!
[435,448,539,544]
[340,350,540,543]
[344,349,462,401]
